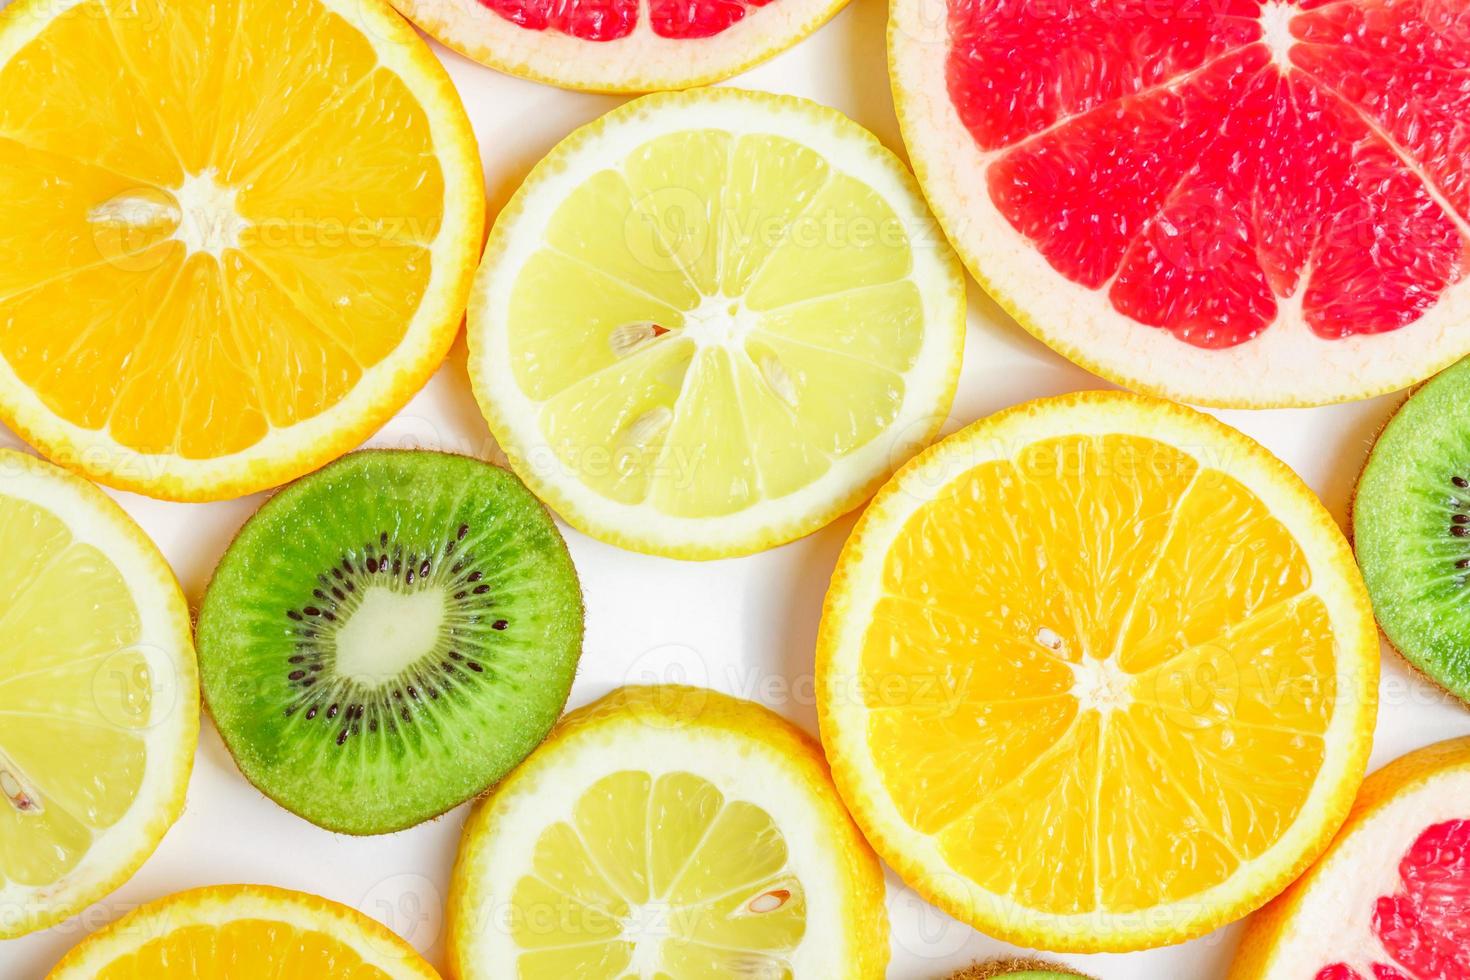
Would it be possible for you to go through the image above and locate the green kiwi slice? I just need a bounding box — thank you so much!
[947,960,1091,980]
[1355,356,1470,704]
[197,450,583,834]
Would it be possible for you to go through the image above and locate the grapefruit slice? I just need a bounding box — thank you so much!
[393,0,848,92]
[891,0,1470,407]
[1229,737,1470,980]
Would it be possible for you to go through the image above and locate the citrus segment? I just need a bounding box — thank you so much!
[892,0,1470,406]
[469,88,965,559]
[449,685,888,979]
[1229,737,1470,980]
[47,884,441,978]
[392,0,849,92]
[0,0,483,500]
[817,393,1378,950]
[0,451,196,938]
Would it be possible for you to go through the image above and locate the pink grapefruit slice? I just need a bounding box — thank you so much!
[891,0,1470,407]
[1229,736,1470,980]
[392,0,849,92]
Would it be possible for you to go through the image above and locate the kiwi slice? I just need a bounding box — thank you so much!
[947,960,1091,980]
[1355,356,1470,705]
[197,450,583,834]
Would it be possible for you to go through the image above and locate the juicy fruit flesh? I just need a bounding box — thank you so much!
[196,452,582,834]
[477,0,775,41]
[1354,356,1470,703]
[1317,820,1470,980]
[949,0,1470,349]
[0,0,444,458]
[862,434,1337,914]
[0,493,149,889]
[512,129,921,518]
[91,918,397,979]
[509,770,806,979]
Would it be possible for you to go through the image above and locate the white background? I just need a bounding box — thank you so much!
[8,1,1470,976]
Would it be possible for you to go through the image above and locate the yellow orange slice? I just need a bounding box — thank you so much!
[448,685,889,978]
[0,450,196,938]
[0,0,484,501]
[47,884,440,978]
[817,392,1379,951]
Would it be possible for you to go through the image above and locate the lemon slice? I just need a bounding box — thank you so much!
[468,88,965,559]
[0,451,197,938]
[48,883,440,977]
[0,0,484,501]
[448,685,888,978]
[817,393,1379,951]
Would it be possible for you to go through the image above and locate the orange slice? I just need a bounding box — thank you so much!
[817,391,1379,951]
[47,884,441,978]
[0,0,484,501]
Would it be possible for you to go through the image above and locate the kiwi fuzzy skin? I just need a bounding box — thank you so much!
[1350,363,1470,709]
[946,959,1093,979]
[197,449,585,835]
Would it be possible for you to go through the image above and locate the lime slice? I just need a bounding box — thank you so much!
[0,451,196,937]
[468,88,965,558]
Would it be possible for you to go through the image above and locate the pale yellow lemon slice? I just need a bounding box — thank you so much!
[468,88,965,558]
[0,450,196,937]
[449,685,889,978]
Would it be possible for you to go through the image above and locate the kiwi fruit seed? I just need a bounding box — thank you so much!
[947,959,1091,979]
[197,450,583,834]
[1354,356,1470,705]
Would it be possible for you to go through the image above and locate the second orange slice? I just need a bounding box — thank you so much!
[817,392,1379,951]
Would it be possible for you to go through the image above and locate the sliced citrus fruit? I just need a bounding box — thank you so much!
[0,0,484,501]
[448,685,888,978]
[1229,736,1470,980]
[891,0,1470,407]
[393,0,848,92]
[468,88,966,559]
[0,450,196,938]
[47,883,440,977]
[816,391,1379,951]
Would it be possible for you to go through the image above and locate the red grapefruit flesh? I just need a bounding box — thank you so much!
[892,0,1470,406]
[1229,737,1470,980]
[395,0,842,90]
[1318,819,1470,980]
